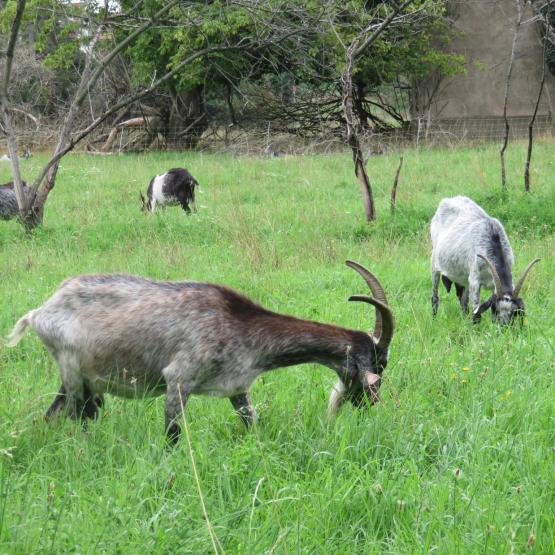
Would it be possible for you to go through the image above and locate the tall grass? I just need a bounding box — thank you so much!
[1,141,553,553]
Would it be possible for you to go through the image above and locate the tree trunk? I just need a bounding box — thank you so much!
[225,82,237,125]
[343,45,376,221]
[353,81,369,129]
[340,0,415,222]
[167,85,207,149]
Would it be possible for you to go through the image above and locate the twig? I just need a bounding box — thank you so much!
[500,0,523,189]
[390,155,404,213]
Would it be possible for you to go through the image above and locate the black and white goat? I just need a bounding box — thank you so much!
[430,196,540,324]
[140,168,198,214]
[0,181,29,220]
[7,261,394,443]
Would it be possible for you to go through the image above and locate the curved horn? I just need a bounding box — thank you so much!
[346,260,391,348]
[476,254,503,297]
[348,294,395,351]
[512,258,540,298]
[346,260,389,305]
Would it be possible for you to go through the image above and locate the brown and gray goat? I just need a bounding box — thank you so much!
[7,261,394,443]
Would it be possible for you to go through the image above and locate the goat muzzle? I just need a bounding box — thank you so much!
[364,372,381,405]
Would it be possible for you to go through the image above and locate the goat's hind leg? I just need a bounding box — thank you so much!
[455,284,469,314]
[82,383,104,420]
[162,363,191,444]
[46,383,101,421]
[45,384,68,420]
[52,351,90,420]
[230,392,258,428]
[431,271,441,316]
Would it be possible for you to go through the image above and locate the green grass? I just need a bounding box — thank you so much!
[1,141,554,553]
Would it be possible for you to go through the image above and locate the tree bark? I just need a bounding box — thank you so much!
[343,44,375,221]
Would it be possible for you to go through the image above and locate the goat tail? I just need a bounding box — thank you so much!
[6,310,35,347]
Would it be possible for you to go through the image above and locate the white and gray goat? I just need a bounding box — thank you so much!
[0,181,29,220]
[7,261,394,443]
[140,167,198,214]
[430,196,540,324]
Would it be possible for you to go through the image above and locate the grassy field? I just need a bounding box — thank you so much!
[0,142,553,554]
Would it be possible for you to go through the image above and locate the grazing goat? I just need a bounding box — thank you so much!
[7,261,394,443]
[430,196,540,324]
[140,168,198,214]
[0,181,29,220]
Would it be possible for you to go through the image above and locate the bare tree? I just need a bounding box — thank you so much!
[340,0,416,221]
[1,0,182,229]
[500,0,524,189]
[0,1,304,230]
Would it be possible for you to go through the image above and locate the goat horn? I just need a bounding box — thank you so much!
[346,260,394,350]
[512,258,540,298]
[346,260,389,305]
[348,295,395,351]
[346,260,391,346]
[476,254,503,297]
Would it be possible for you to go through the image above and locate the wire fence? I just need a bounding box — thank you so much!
[3,115,555,158]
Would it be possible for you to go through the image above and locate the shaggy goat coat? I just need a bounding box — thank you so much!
[8,263,394,441]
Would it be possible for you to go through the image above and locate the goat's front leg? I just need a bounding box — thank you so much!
[431,271,441,316]
[327,379,347,417]
[468,272,481,314]
[229,392,258,428]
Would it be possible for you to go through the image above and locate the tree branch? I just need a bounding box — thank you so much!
[354,0,417,59]
[29,40,266,196]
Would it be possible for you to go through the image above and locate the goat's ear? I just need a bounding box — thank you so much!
[472,295,496,324]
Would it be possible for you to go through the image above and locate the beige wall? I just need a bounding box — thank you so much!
[416,0,555,120]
